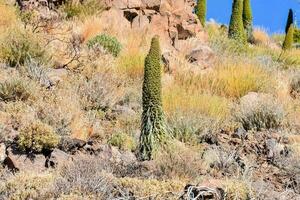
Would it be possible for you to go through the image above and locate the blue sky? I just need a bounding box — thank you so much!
[207,0,300,34]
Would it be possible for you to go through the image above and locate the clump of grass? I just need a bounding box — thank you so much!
[108,133,136,152]
[0,171,53,199]
[198,61,274,98]
[163,86,230,119]
[117,177,185,199]
[87,34,122,57]
[18,121,60,153]
[0,79,32,102]
[117,51,145,79]
[0,30,46,67]
[278,49,300,68]
[252,28,271,46]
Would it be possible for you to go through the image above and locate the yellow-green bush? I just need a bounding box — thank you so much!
[18,121,60,152]
[108,133,136,151]
[0,79,32,102]
[0,30,46,67]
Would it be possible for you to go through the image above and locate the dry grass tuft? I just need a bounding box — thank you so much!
[252,28,271,46]
[163,85,230,119]
[198,60,274,98]
[117,177,185,199]
[79,16,103,43]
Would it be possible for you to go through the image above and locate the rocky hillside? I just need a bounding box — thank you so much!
[0,0,300,199]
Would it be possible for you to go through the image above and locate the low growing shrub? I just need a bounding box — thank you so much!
[0,30,45,67]
[0,79,32,102]
[234,92,284,131]
[108,133,136,151]
[78,72,125,111]
[18,121,60,153]
[87,34,122,57]
[53,156,119,199]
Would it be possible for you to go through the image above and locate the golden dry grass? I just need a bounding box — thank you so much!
[79,16,103,43]
[198,60,274,98]
[163,85,230,119]
[252,28,271,46]
[0,2,18,29]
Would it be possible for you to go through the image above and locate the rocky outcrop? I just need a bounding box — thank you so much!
[103,0,205,50]
[4,146,47,172]
[1,138,137,173]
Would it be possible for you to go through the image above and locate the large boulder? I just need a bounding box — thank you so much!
[103,0,207,49]
[46,148,71,168]
[4,147,46,172]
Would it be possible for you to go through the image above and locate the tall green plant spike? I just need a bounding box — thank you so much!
[196,0,206,27]
[283,24,294,50]
[139,36,167,161]
[285,9,294,34]
[228,0,246,43]
[243,0,253,42]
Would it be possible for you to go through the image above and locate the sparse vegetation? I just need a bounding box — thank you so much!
[0,0,299,199]
[234,93,284,131]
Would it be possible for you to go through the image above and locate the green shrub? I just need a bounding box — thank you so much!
[195,0,206,27]
[243,0,253,42]
[139,36,167,161]
[0,31,45,67]
[109,133,136,151]
[60,0,104,19]
[87,34,122,57]
[18,121,60,153]
[285,9,294,34]
[283,25,294,50]
[228,0,246,43]
[0,79,31,102]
